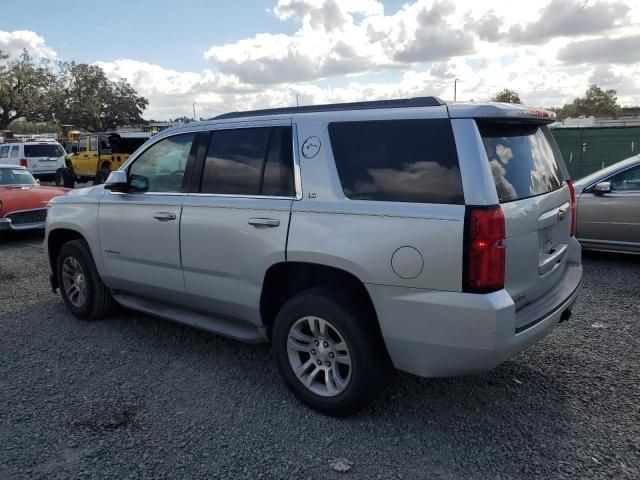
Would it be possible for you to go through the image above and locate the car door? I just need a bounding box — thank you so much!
[98,132,198,304]
[180,122,296,326]
[577,163,640,248]
[75,137,89,174]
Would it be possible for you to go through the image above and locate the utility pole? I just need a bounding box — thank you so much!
[192,103,197,121]
[296,94,300,107]
[454,78,458,102]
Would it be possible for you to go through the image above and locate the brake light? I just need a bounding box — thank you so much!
[567,180,576,237]
[464,206,505,293]
[20,159,28,167]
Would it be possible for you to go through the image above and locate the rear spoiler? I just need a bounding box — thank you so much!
[447,103,556,125]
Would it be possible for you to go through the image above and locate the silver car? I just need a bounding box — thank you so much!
[45,98,582,415]
[573,155,640,254]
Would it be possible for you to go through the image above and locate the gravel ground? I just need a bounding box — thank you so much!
[1,232,639,479]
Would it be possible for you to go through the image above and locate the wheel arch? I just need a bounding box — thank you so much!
[260,262,388,355]
[47,228,87,273]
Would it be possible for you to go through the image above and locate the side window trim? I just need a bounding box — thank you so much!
[190,123,299,199]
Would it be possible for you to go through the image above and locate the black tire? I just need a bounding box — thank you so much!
[56,239,115,320]
[55,167,74,188]
[94,167,110,185]
[272,287,385,416]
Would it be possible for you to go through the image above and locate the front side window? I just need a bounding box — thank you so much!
[608,165,640,191]
[128,134,195,193]
[89,136,98,151]
[201,126,294,196]
[479,122,565,203]
[328,119,464,204]
[78,138,88,152]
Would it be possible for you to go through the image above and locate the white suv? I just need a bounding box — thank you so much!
[45,98,582,415]
[0,141,66,181]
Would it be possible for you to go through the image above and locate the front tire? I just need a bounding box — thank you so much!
[272,288,385,416]
[55,167,74,188]
[57,239,115,320]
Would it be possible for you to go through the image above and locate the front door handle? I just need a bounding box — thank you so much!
[248,218,280,228]
[153,212,177,222]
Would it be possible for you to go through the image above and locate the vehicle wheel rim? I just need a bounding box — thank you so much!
[61,257,87,307]
[287,316,352,397]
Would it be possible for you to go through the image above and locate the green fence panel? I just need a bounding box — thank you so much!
[552,127,640,179]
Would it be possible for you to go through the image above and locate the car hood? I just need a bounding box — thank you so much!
[0,185,70,215]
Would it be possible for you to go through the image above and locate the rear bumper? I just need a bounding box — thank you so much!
[367,262,582,378]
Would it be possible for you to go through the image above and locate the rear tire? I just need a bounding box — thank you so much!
[56,239,115,320]
[55,167,74,188]
[94,167,110,185]
[272,287,385,416]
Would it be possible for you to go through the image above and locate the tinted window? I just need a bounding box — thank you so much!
[608,164,640,191]
[24,144,65,157]
[78,138,88,152]
[479,123,565,203]
[201,127,294,196]
[262,127,294,196]
[328,119,464,204]
[128,134,195,193]
[0,146,9,158]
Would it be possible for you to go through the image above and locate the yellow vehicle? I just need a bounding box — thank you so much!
[55,132,150,187]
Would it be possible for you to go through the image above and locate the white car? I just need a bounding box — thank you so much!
[0,141,67,181]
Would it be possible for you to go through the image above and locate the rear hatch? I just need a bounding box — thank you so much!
[24,143,65,172]
[477,121,572,311]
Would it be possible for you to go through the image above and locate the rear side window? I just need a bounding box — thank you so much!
[200,126,294,196]
[0,146,8,158]
[478,123,565,203]
[9,146,18,158]
[24,144,64,157]
[328,119,464,204]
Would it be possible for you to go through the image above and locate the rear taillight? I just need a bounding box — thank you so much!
[567,180,576,237]
[19,159,28,167]
[464,206,505,293]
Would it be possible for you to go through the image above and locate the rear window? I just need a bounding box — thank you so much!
[478,123,565,203]
[328,119,464,204]
[24,144,64,157]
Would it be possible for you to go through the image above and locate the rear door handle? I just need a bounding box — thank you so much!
[153,212,177,222]
[248,218,280,228]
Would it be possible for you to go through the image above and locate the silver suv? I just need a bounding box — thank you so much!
[45,98,582,415]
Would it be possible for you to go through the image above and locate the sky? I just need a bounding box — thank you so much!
[1,0,639,120]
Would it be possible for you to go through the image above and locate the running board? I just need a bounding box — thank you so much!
[112,293,267,343]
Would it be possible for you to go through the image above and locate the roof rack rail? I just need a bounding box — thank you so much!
[212,96,445,120]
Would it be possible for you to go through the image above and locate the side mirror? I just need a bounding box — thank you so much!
[594,181,612,195]
[103,170,129,192]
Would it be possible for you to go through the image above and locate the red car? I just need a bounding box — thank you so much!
[0,165,70,231]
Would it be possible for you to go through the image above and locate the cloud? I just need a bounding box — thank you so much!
[0,30,57,59]
[506,0,630,45]
[205,0,475,85]
[558,35,640,64]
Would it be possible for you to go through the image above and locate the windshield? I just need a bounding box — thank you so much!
[478,122,566,203]
[24,144,65,157]
[0,168,38,185]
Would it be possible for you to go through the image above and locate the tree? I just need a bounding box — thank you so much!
[557,85,621,120]
[0,50,56,129]
[52,62,148,132]
[491,89,522,104]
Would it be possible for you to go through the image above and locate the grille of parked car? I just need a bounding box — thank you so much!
[7,208,47,225]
